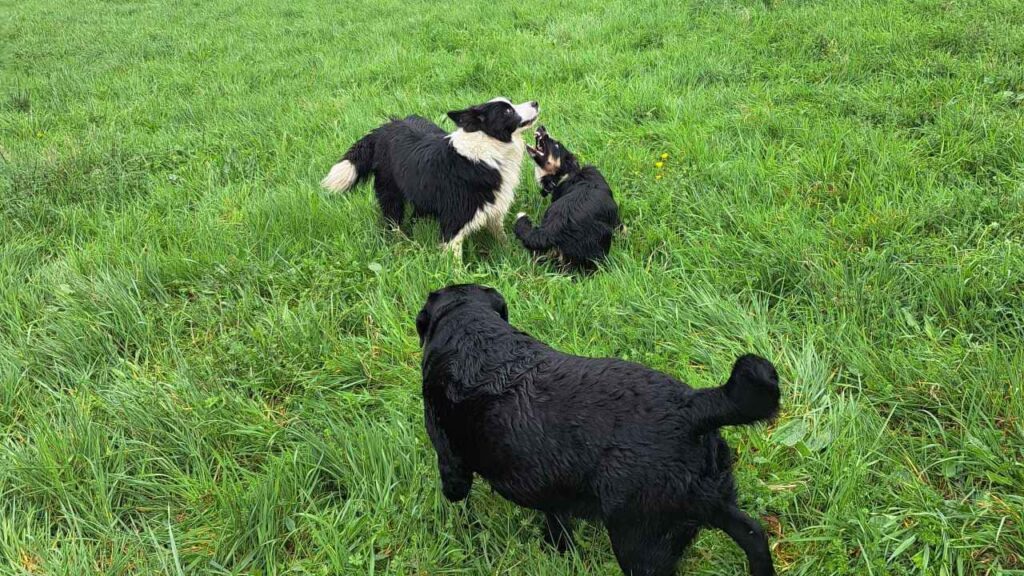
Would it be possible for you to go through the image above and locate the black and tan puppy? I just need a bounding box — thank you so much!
[417,284,780,576]
[514,126,620,271]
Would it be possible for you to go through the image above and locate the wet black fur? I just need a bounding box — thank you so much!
[417,284,780,576]
[515,126,620,271]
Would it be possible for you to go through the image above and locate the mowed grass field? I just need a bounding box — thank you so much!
[1,0,1023,574]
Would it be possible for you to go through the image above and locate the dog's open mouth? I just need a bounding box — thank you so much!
[526,126,549,158]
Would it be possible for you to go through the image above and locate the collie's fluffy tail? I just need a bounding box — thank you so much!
[690,354,780,436]
[322,131,376,192]
[514,213,554,252]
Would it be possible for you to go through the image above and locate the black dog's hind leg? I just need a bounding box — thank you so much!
[373,173,405,227]
[543,512,576,553]
[424,400,472,502]
[710,506,775,576]
[606,515,688,576]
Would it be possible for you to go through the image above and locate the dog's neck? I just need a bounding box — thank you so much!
[447,129,526,170]
[536,168,579,200]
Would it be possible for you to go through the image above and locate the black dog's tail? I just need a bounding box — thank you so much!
[690,354,780,436]
[321,130,376,192]
[514,213,554,252]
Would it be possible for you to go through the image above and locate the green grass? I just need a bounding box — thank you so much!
[1,0,1023,573]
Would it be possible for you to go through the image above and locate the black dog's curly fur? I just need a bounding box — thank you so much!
[417,284,779,576]
[515,126,620,271]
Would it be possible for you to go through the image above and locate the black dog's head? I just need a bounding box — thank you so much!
[526,125,581,196]
[447,98,539,143]
[416,284,509,347]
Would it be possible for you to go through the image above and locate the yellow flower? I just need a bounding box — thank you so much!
[654,161,664,168]
[660,153,669,160]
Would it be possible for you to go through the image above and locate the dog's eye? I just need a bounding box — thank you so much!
[505,109,512,116]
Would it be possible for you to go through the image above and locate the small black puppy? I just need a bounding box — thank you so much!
[417,284,780,576]
[514,126,620,271]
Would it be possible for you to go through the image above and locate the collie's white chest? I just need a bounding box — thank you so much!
[488,140,524,220]
[448,129,525,223]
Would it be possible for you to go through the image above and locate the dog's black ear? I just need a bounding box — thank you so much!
[447,107,484,131]
[483,288,509,322]
[416,308,431,346]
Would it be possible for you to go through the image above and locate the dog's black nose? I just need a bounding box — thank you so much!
[530,101,539,109]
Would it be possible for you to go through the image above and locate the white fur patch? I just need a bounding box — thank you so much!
[511,101,539,126]
[448,129,517,168]
[445,128,528,251]
[516,212,527,219]
[321,160,358,192]
[534,165,546,188]
[442,98,539,260]
[489,97,540,127]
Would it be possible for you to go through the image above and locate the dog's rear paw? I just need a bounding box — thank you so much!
[543,531,576,554]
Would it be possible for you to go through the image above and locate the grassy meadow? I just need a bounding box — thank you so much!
[1,0,1023,573]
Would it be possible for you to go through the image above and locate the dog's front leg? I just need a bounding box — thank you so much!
[424,401,473,501]
[442,236,465,266]
[543,512,576,553]
[487,216,507,244]
[440,222,468,266]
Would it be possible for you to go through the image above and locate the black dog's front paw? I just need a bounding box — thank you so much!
[441,469,473,502]
[514,213,532,233]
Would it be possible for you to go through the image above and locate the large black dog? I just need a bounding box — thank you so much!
[514,126,620,271]
[417,284,779,576]
[322,98,539,263]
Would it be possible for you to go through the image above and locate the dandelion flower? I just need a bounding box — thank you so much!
[660,153,669,159]
[655,161,664,168]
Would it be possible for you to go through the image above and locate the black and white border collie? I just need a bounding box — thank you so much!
[322,98,539,263]
[514,126,620,271]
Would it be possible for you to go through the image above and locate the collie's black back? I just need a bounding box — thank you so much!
[324,116,499,239]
